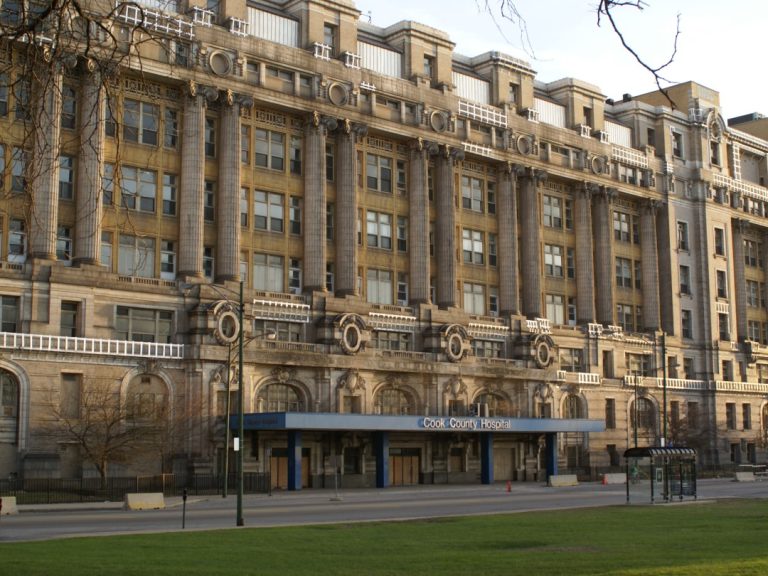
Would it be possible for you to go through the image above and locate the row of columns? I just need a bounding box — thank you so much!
[29,68,663,327]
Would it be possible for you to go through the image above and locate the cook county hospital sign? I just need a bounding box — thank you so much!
[421,417,513,431]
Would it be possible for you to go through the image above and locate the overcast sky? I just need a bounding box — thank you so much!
[354,0,766,120]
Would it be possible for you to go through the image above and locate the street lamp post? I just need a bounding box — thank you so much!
[236,280,245,527]
[661,331,668,447]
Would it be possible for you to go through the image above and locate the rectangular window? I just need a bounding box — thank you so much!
[747,280,760,308]
[372,331,411,352]
[560,348,584,372]
[103,163,114,205]
[679,265,691,295]
[164,109,178,148]
[463,282,485,315]
[289,197,302,235]
[254,191,284,232]
[473,339,503,359]
[115,306,172,343]
[160,240,176,280]
[397,272,408,305]
[11,147,25,193]
[60,373,82,418]
[487,181,496,214]
[56,226,72,262]
[253,253,284,292]
[326,203,334,241]
[366,153,392,193]
[613,211,633,243]
[123,99,158,145]
[626,353,651,377]
[397,160,407,195]
[397,216,407,252]
[716,270,727,299]
[744,239,762,268]
[118,234,155,278]
[543,195,562,228]
[687,402,699,429]
[204,117,216,157]
[61,86,77,130]
[544,244,563,277]
[204,181,215,222]
[461,175,483,212]
[58,155,74,200]
[615,257,632,288]
[605,399,616,430]
[462,229,484,264]
[325,144,335,182]
[240,125,250,164]
[240,187,249,227]
[121,166,157,213]
[681,309,692,339]
[489,234,497,267]
[60,301,79,337]
[714,227,725,256]
[566,248,575,279]
[726,402,736,430]
[290,135,302,175]
[367,269,393,305]
[718,313,730,340]
[672,130,683,158]
[14,78,29,120]
[743,403,752,430]
[545,294,565,325]
[677,221,689,250]
[617,303,634,332]
[326,262,334,292]
[289,258,302,294]
[366,211,392,249]
[489,287,499,317]
[255,129,285,171]
[0,73,8,117]
[9,218,25,261]
[162,174,177,216]
[101,231,112,269]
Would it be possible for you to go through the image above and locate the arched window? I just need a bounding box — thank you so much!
[126,375,168,421]
[375,387,414,415]
[563,394,583,419]
[631,397,655,430]
[0,370,18,418]
[260,383,303,412]
[475,393,511,417]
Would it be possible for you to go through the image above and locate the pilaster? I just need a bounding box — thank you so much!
[640,200,661,331]
[593,187,616,325]
[519,167,546,318]
[408,138,435,304]
[732,218,749,342]
[496,162,522,315]
[575,183,595,323]
[435,145,463,309]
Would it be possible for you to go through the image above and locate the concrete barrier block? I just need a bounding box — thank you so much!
[548,474,579,487]
[602,473,627,485]
[0,496,18,515]
[734,472,756,482]
[124,492,166,510]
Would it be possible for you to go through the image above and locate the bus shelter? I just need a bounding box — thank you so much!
[624,447,697,504]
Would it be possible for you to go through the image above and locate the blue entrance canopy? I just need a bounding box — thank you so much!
[238,412,605,434]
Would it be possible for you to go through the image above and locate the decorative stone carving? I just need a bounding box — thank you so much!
[441,324,471,363]
[338,369,366,392]
[335,313,370,355]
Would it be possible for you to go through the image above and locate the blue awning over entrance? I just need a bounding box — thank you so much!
[239,412,605,434]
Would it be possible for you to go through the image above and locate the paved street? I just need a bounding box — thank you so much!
[1,478,766,542]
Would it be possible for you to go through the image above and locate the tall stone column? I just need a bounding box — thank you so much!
[303,113,332,292]
[732,219,748,342]
[74,62,104,265]
[575,183,595,323]
[657,201,676,335]
[435,146,462,309]
[178,84,207,278]
[30,65,63,259]
[335,122,366,296]
[408,139,433,304]
[496,163,521,315]
[519,168,545,318]
[215,92,243,282]
[640,200,661,331]
[592,187,615,325]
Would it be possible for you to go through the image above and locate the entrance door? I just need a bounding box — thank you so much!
[389,448,420,486]
[493,447,517,481]
[270,448,310,489]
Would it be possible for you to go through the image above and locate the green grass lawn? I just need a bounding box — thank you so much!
[3,500,768,576]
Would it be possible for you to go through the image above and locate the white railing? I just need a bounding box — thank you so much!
[556,370,567,381]
[313,42,332,61]
[367,312,417,332]
[713,173,768,203]
[578,372,602,385]
[612,145,650,169]
[714,380,768,394]
[191,6,213,27]
[0,332,183,359]
[587,323,603,337]
[116,4,195,39]
[526,318,551,334]
[462,142,494,158]
[344,52,361,69]
[130,0,178,13]
[458,100,507,128]
[228,17,249,36]
[252,299,311,323]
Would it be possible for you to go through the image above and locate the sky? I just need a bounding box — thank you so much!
[354,0,767,119]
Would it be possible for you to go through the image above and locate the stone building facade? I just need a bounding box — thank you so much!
[1,0,767,486]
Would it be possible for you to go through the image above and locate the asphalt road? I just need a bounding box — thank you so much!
[1,478,766,542]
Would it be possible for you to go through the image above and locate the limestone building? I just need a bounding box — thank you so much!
[0,0,766,487]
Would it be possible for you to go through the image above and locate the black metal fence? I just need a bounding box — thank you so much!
[0,473,270,505]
